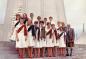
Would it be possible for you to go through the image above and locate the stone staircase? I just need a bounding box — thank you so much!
[0,41,18,59]
[0,41,86,59]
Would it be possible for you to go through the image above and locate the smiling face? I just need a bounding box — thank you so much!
[47,22,51,28]
[34,21,38,27]
[30,13,34,18]
[39,21,44,27]
[49,16,53,21]
[20,18,24,24]
[44,18,47,22]
[51,24,55,30]
[23,13,27,18]
[16,14,20,20]
[37,16,41,21]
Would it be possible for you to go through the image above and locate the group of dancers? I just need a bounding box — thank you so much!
[10,13,75,58]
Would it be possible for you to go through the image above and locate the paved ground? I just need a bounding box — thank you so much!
[0,41,86,59]
[75,33,86,45]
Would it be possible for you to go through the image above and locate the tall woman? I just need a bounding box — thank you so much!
[16,18,28,58]
[23,13,29,25]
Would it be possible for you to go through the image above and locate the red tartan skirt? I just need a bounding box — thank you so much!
[66,42,74,47]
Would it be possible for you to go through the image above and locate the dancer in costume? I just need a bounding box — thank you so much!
[27,20,35,58]
[66,24,75,56]
[45,22,53,57]
[16,18,28,58]
[39,21,46,57]
[46,22,58,57]
[58,27,66,56]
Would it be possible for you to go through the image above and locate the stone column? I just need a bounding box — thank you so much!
[56,0,66,23]
[40,0,66,23]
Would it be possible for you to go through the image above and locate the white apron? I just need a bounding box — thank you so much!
[27,30,35,47]
[16,24,28,48]
[59,31,66,47]
[46,28,54,47]
[34,29,42,48]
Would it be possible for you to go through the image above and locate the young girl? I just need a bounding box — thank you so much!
[37,16,41,27]
[49,16,53,25]
[55,21,62,56]
[44,18,47,27]
[16,18,28,58]
[51,23,59,57]
[33,21,40,57]
[34,21,42,58]
[46,22,58,57]
[58,27,66,56]
[39,21,46,57]
[30,13,34,20]
[46,22,53,57]
[27,20,35,58]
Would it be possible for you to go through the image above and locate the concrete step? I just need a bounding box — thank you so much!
[0,41,86,59]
